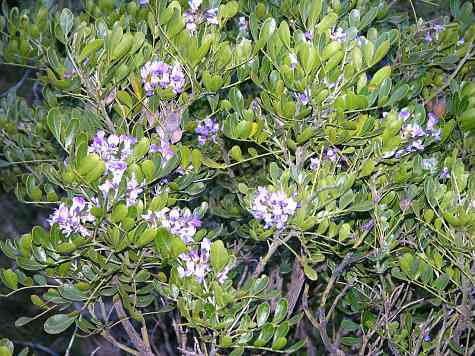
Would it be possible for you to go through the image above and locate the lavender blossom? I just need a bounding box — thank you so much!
[325,148,338,161]
[151,139,175,161]
[426,112,438,131]
[411,139,424,151]
[217,265,232,284]
[401,123,425,139]
[139,0,149,5]
[189,0,202,12]
[251,187,298,229]
[141,60,185,96]
[425,32,433,43]
[177,238,210,283]
[330,27,347,42]
[204,8,218,25]
[195,118,219,145]
[48,197,96,237]
[362,219,374,231]
[309,157,320,170]
[238,16,248,33]
[126,175,143,207]
[399,110,411,121]
[304,31,313,41]
[457,37,465,46]
[289,53,298,69]
[143,206,202,244]
[298,89,311,106]
[440,167,450,179]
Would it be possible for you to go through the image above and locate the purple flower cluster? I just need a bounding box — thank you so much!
[298,89,311,106]
[177,238,231,284]
[195,118,219,145]
[424,23,444,43]
[140,60,185,97]
[238,16,248,34]
[330,27,347,42]
[177,238,211,283]
[309,157,320,170]
[183,0,218,35]
[251,187,298,229]
[88,131,144,205]
[142,207,202,244]
[150,139,175,161]
[326,148,338,161]
[48,197,95,237]
[289,53,298,69]
[393,112,441,158]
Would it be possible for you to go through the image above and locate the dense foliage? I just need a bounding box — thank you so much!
[0,0,474,355]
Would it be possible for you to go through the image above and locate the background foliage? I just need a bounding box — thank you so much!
[0,0,474,355]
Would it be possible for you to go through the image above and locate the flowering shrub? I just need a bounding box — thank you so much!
[0,0,474,355]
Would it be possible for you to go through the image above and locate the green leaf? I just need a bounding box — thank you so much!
[273,299,288,324]
[210,240,229,272]
[1,269,18,289]
[278,21,290,49]
[191,149,202,171]
[256,18,276,51]
[60,8,74,36]
[303,264,318,281]
[272,337,287,350]
[256,302,270,327]
[44,314,77,334]
[254,323,274,347]
[285,339,306,353]
[59,285,88,301]
[0,339,13,356]
[433,273,450,290]
[15,316,35,328]
[372,40,390,66]
[399,253,418,279]
[229,347,244,356]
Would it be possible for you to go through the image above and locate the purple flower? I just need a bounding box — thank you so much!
[189,0,202,12]
[425,32,433,43]
[402,123,425,139]
[423,335,431,342]
[251,187,298,229]
[143,206,202,244]
[399,110,411,121]
[217,265,232,284]
[170,64,185,94]
[195,117,219,145]
[411,139,424,151]
[126,175,143,207]
[298,89,311,106]
[426,112,438,131]
[289,53,298,69]
[432,129,441,142]
[178,239,211,283]
[139,0,149,5]
[204,8,218,25]
[362,219,374,231]
[151,139,175,161]
[457,37,465,46]
[325,148,338,161]
[440,167,450,179]
[141,60,185,96]
[310,157,320,170]
[330,27,347,42]
[48,197,96,237]
[238,16,248,32]
[304,31,313,41]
